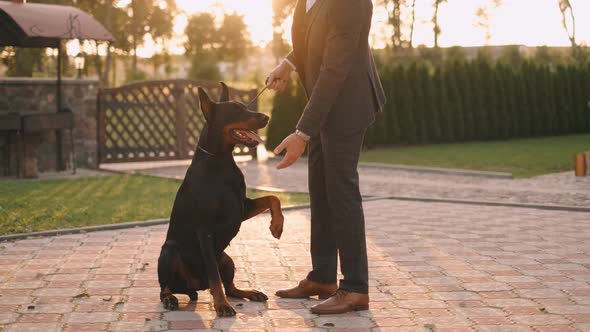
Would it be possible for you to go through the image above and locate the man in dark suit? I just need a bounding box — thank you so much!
[267,0,386,314]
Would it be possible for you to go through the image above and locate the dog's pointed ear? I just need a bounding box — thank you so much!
[198,87,213,121]
[219,82,230,102]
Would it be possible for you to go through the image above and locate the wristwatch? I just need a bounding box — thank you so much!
[295,129,310,142]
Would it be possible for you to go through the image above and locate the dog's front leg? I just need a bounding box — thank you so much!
[198,230,236,317]
[243,196,284,239]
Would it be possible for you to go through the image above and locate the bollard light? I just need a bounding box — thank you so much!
[575,153,586,177]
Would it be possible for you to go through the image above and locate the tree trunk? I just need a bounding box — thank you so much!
[104,44,112,87]
[131,0,138,73]
[391,0,402,50]
[433,1,440,48]
[103,0,113,88]
[558,0,577,56]
[409,0,416,48]
[93,41,103,84]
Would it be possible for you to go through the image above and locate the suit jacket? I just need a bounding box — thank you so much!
[286,0,386,137]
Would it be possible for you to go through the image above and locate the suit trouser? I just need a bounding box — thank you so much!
[305,126,369,294]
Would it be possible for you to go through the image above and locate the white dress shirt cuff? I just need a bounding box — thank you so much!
[284,58,296,71]
[295,129,310,142]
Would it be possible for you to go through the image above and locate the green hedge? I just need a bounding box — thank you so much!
[365,59,590,146]
[267,60,590,148]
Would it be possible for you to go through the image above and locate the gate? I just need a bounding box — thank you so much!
[97,80,259,163]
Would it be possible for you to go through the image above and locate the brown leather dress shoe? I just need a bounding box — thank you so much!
[310,289,369,314]
[275,279,337,299]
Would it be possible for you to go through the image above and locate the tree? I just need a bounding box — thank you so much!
[1,48,45,77]
[557,0,577,57]
[380,0,417,50]
[455,61,477,141]
[390,0,405,51]
[428,66,443,142]
[80,0,175,84]
[516,65,531,137]
[272,0,297,63]
[271,0,297,34]
[433,65,457,142]
[432,0,448,48]
[383,65,401,144]
[408,0,417,48]
[184,12,222,81]
[494,63,510,139]
[149,51,173,78]
[469,59,487,140]
[2,1,69,77]
[188,59,222,81]
[218,13,252,80]
[74,0,132,87]
[446,61,464,141]
[410,63,428,143]
[127,0,177,74]
[185,13,218,58]
[498,46,525,68]
[536,64,552,136]
[396,66,416,143]
[480,59,497,139]
[474,0,504,45]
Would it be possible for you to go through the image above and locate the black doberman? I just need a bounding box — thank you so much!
[157,82,284,317]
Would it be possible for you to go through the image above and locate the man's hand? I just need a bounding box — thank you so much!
[267,60,293,92]
[273,133,307,169]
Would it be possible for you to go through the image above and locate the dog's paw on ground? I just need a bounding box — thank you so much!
[227,288,269,302]
[162,295,179,310]
[244,290,268,302]
[215,303,236,317]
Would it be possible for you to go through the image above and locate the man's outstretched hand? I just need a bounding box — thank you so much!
[273,133,307,169]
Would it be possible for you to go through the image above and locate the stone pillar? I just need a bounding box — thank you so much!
[0,78,99,174]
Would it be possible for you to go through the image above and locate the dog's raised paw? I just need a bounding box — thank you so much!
[269,222,283,239]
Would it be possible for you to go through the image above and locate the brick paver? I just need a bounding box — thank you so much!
[1,199,589,331]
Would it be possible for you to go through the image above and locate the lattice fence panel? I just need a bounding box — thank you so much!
[98,80,259,163]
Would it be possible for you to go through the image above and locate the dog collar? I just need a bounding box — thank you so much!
[197,146,215,156]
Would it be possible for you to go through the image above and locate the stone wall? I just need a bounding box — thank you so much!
[0,78,99,175]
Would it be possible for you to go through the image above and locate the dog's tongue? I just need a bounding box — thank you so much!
[240,130,263,144]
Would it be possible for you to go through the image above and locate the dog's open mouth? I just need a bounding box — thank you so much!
[231,129,263,147]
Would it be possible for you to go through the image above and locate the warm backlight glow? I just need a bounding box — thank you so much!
[71,0,590,57]
[176,0,274,46]
[174,0,590,51]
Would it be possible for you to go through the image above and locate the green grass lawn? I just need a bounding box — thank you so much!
[0,174,309,236]
[361,134,590,178]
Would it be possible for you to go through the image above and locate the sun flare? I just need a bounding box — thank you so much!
[176,0,274,47]
[70,0,590,57]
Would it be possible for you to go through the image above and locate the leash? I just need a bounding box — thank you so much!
[245,77,281,109]
[197,145,215,156]
[246,86,268,109]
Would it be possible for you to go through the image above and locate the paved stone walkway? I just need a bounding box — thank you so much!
[111,159,590,208]
[1,199,590,331]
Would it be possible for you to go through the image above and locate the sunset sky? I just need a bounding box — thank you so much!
[124,0,590,57]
